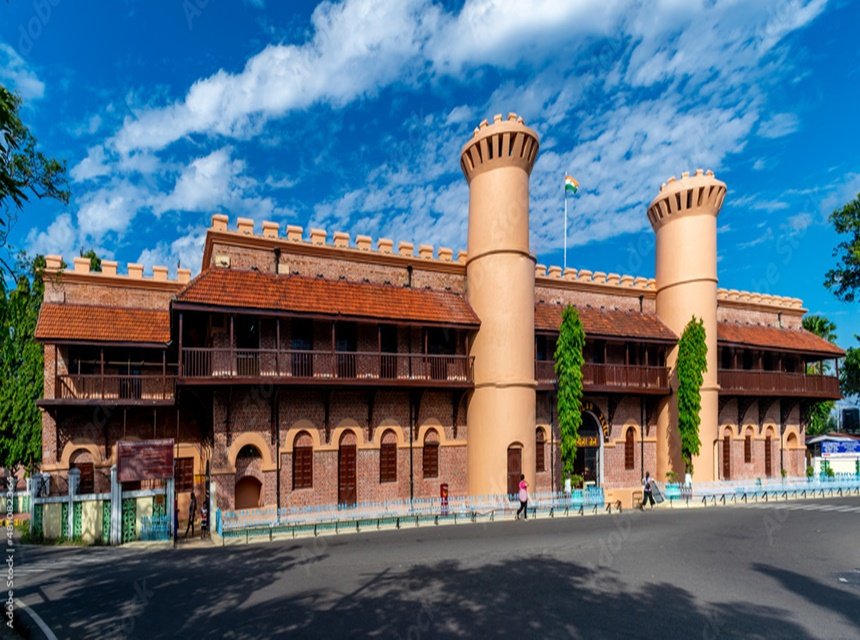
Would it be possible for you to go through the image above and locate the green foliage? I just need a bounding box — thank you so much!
[554,305,585,482]
[842,341,860,397]
[806,465,814,478]
[0,255,45,470]
[80,248,101,272]
[824,466,835,479]
[1,85,70,272]
[806,401,836,436]
[676,317,708,473]
[802,314,837,343]
[824,192,860,302]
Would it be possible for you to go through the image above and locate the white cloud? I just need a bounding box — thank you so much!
[759,112,800,139]
[111,0,437,155]
[71,146,111,182]
[25,213,77,258]
[77,182,149,240]
[0,44,45,100]
[137,226,207,274]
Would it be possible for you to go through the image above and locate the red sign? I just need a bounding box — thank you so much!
[117,439,174,483]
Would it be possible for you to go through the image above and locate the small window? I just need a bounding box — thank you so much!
[423,432,439,479]
[380,430,398,483]
[624,428,635,470]
[174,457,194,493]
[744,434,752,464]
[535,428,546,473]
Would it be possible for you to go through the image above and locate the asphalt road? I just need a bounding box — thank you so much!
[13,497,860,639]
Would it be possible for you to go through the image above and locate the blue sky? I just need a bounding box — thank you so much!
[2,0,859,346]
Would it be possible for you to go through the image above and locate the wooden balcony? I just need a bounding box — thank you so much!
[179,348,474,387]
[42,374,177,405]
[536,361,670,394]
[718,369,841,399]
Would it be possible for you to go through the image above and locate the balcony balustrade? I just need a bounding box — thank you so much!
[718,369,841,398]
[180,348,474,387]
[535,361,670,394]
[53,374,176,404]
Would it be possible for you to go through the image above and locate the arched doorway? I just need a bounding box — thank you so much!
[235,477,262,509]
[338,431,357,506]
[575,412,601,484]
[507,444,522,496]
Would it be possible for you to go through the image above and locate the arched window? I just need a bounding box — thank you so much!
[764,430,773,477]
[292,432,313,490]
[380,429,397,483]
[722,428,732,480]
[744,430,752,464]
[535,428,546,473]
[423,430,439,479]
[624,427,635,470]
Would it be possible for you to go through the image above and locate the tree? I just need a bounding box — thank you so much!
[676,317,707,474]
[0,255,45,470]
[81,248,101,272]
[841,341,860,397]
[1,85,70,273]
[824,192,860,302]
[554,305,585,485]
[802,314,838,434]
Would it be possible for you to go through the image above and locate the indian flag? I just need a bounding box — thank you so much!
[565,175,579,196]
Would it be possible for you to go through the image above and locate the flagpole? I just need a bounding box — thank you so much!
[563,181,568,272]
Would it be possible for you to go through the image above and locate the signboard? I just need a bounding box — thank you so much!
[576,436,600,448]
[117,439,175,483]
[821,441,860,458]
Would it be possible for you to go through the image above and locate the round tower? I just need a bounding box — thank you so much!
[461,113,540,496]
[648,169,726,483]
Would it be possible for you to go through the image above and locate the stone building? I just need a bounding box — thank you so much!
[34,113,843,512]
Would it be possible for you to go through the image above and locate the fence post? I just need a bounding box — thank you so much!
[67,468,80,539]
[110,465,122,545]
[166,476,175,543]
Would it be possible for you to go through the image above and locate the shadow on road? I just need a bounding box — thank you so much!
[20,543,822,639]
[752,563,860,635]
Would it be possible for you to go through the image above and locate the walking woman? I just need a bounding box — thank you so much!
[516,474,529,520]
[640,471,655,510]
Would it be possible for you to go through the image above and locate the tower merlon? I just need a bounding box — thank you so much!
[647,168,726,231]
[460,113,540,183]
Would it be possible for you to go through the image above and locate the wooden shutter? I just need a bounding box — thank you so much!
[624,428,635,470]
[380,442,397,483]
[293,446,313,489]
[423,442,439,478]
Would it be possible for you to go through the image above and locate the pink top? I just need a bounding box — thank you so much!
[519,480,528,491]
[518,480,528,502]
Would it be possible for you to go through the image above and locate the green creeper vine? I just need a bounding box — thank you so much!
[677,316,708,474]
[555,305,585,483]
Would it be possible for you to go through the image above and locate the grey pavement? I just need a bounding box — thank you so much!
[13,496,860,639]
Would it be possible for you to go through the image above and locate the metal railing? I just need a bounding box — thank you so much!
[55,374,176,401]
[181,348,474,384]
[535,361,669,391]
[718,369,840,396]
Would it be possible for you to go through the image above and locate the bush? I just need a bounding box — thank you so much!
[806,465,814,478]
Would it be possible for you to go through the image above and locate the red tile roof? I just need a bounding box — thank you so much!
[535,303,677,341]
[718,322,844,357]
[35,303,171,344]
[175,269,480,327]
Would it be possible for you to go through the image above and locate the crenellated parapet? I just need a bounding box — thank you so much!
[208,214,468,266]
[43,254,191,286]
[717,288,804,311]
[647,169,726,231]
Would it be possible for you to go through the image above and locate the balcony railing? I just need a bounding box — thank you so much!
[535,361,670,393]
[180,348,474,386]
[54,374,176,403]
[718,369,841,398]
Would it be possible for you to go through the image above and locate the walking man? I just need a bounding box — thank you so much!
[516,474,529,520]
[640,471,655,510]
[185,492,198,538]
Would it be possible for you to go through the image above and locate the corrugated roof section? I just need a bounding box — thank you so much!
[535,302,677,341]
[175,268,480,327]
[717,322,844,356]
[35,303,171,344]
